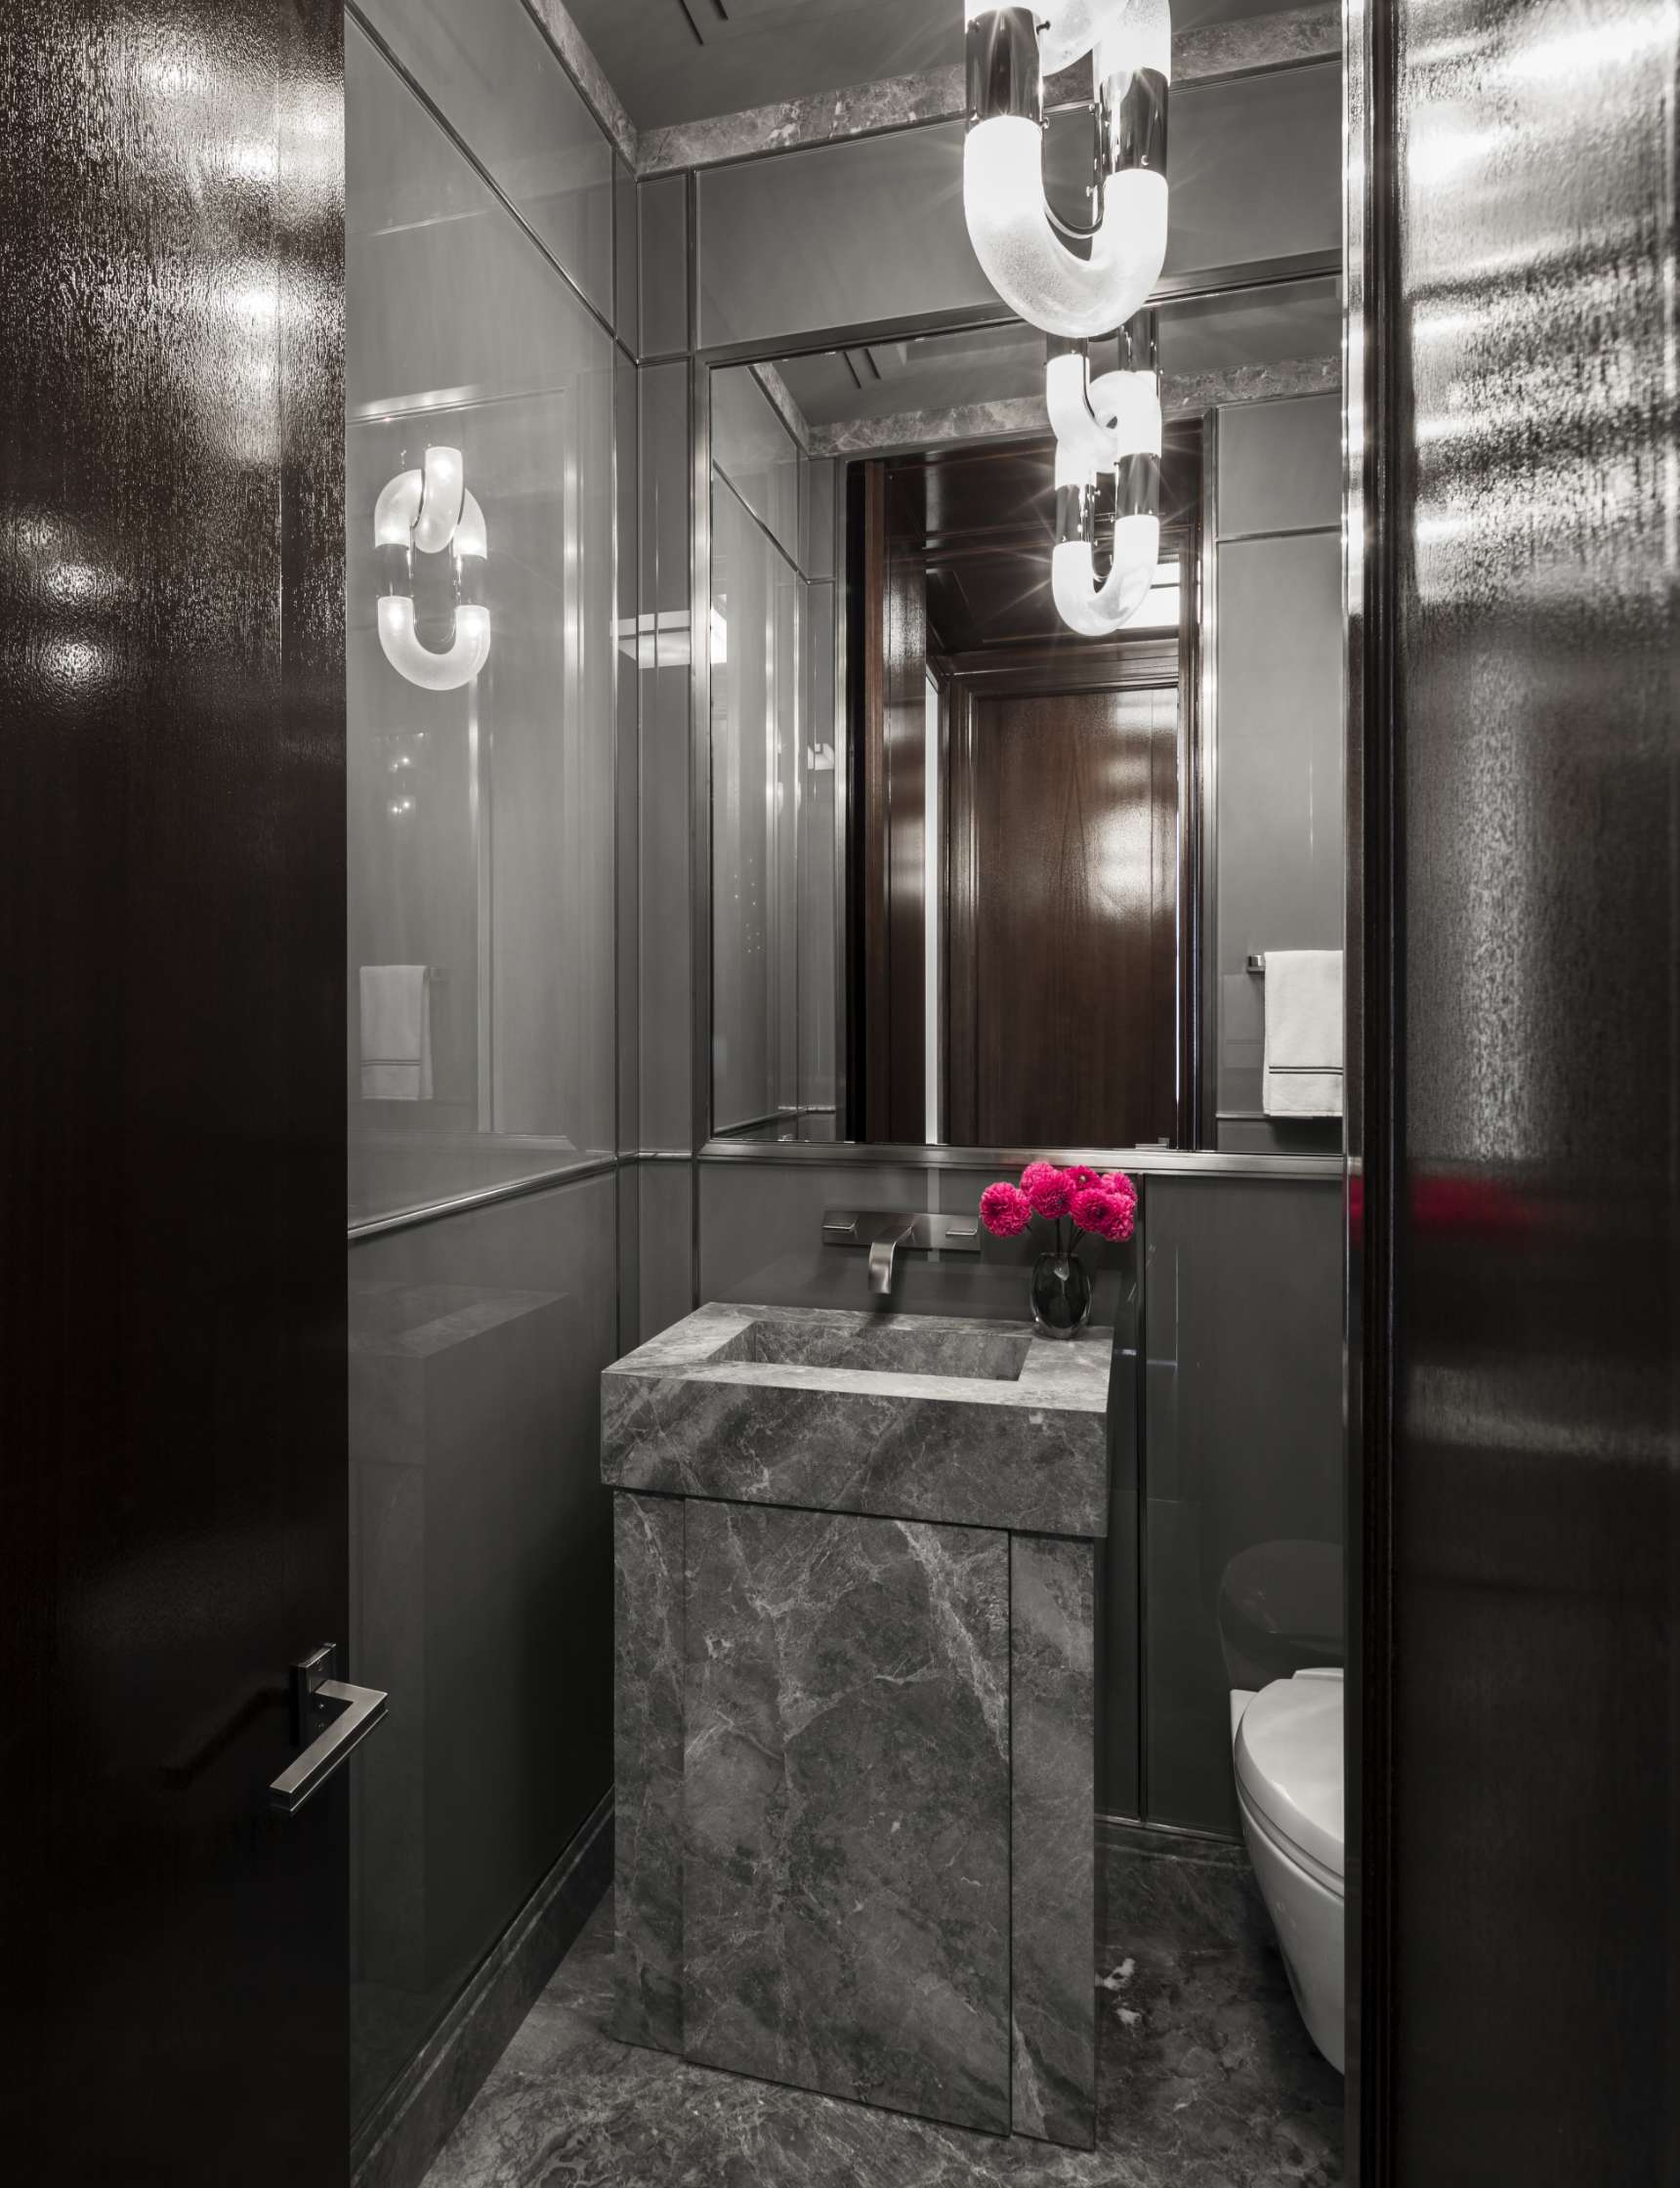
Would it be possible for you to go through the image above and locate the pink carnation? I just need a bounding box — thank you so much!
[1020,1159,1073,1218]
[1065,1165,1100,1191]
[1101,1170,1138,1205]
[979,1181,1031,1238]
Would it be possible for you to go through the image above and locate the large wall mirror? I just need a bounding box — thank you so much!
[705,273,1344,1159]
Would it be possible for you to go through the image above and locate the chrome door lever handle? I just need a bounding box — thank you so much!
[269,1644,388,1815]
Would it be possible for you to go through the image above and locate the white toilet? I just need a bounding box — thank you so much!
[1230,1667,1344,2073]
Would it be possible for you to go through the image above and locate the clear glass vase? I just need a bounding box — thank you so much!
[1029,1250,1093,1338]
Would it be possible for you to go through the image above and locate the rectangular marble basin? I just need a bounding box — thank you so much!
[602,1301,1111,1537]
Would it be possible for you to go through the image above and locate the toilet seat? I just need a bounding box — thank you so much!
[1234,1668,1344,1891]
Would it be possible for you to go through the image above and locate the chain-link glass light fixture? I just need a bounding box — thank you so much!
[373,445,491,692]
[963,0,1171,341]
[1049,311,1162,635]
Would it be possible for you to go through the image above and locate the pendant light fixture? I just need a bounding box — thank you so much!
[962,0,1171,341]
[1048,310,1161,636]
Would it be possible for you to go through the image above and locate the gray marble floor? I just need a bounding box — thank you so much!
[422,1826,1343,2188]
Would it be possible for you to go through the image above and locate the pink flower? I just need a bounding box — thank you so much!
[1020,1160,1073,1218]
[1065,1165,1100,1191]
[979,1181,1031,1238]
[1101,1170,1138,1205]
[1071,1187,1137,1243]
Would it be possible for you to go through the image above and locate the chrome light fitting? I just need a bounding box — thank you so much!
[1049,309,1162,635]
[962,0,1171,340]
[374,444,491,692]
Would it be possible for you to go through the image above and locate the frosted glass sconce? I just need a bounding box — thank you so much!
[374,445,491,692]
[963,0,1170,340]
[1049,311,1163,636]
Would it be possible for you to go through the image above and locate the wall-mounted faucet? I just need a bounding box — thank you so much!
[821,1210,983,1299]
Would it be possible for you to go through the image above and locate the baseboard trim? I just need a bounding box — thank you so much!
[352,1788,614,2188]
[1098,1811,1246,1861]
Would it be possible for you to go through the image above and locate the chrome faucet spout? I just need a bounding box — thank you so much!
[867,1221,916,1296]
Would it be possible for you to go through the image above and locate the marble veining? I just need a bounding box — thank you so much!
[420,1830,1343,2187]
[610,1495,684,2054]
[603,1305,1110,1539]
[682,1501,1012,2133]
[635,5,1341,175]
[1010,1538,1097,2150]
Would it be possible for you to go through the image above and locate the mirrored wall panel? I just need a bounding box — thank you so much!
[706,279,1344,1157]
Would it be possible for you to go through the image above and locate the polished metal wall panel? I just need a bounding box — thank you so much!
[1377,0,1680,2175]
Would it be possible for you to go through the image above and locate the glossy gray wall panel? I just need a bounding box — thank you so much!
[637,1160,696,1343]
[805,458,836,583]
[1217,392,1342,538]
[616,355,640,1157]
[1373,0,1679,2172]
[1142,1177,1343,1832]
[348,1174,618,2095]
[711,366,800,562]
[697,1158,1128,1325]
[614,153,638,350]
[355,0,612,319]
[347,20,617,1222]
[696,124,993,351]
[1165,63,1340,277]
[710,484,779,1131]
[639,173,689,358]
[638,361,693,1152]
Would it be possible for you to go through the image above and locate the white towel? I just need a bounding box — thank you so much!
[1263,949,1343,1117]
[359,965,432,1102]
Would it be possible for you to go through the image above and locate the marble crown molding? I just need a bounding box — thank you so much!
[807,355,1343,458]
[635,3,1341,177]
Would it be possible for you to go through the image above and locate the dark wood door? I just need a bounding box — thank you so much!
[0,5,349,2182]
[948,682,1177,1148]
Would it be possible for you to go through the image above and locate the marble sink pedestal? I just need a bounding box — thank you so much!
[602,1302,1111,2150]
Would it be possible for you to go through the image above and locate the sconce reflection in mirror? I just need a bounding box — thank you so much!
[962,0,1170,340]
[1049,309,1161,636]
[374,445,491,692]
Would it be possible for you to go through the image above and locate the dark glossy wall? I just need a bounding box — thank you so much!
[0,4,347,2179]
[1362,0,1679,2175]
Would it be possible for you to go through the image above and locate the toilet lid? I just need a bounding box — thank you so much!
[1235,1668,1344,1881]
